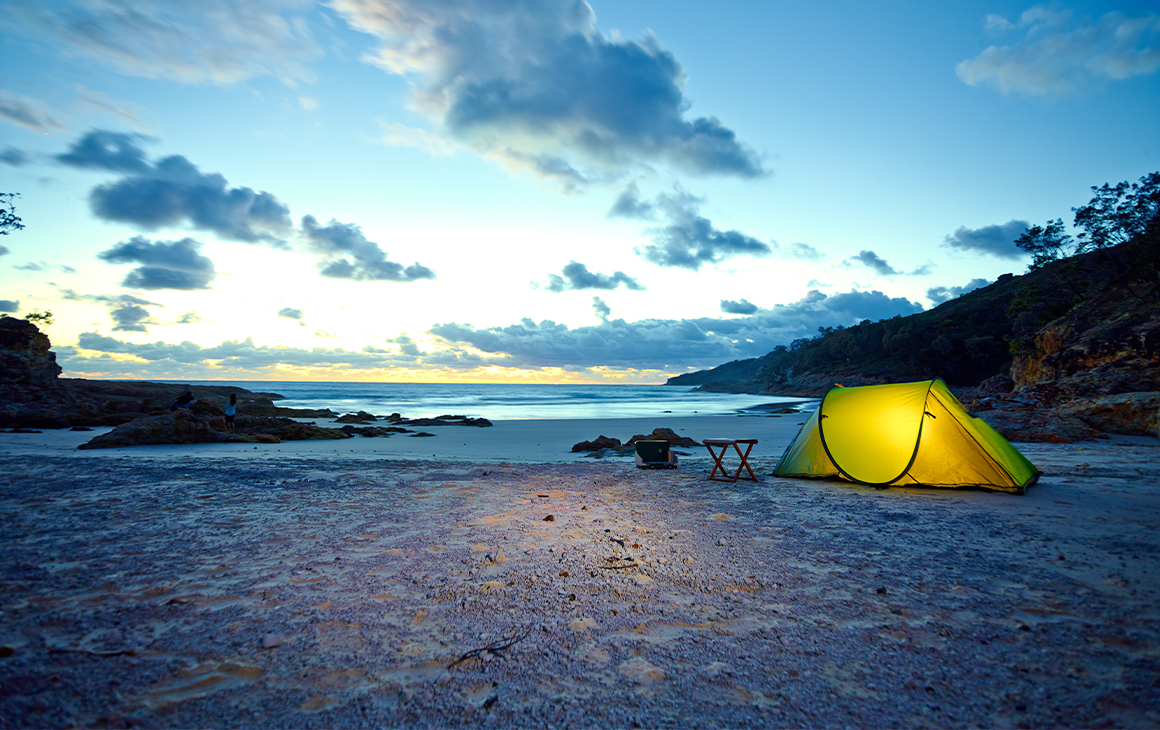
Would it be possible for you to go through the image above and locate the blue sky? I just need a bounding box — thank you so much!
[1,0,1157,382]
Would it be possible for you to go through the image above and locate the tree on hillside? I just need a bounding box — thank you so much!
[1073,172,1160,252]
[1014,219,1073,270]
[1,193,24,236]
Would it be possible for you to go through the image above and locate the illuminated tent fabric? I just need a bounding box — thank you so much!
[773,379,1039,494]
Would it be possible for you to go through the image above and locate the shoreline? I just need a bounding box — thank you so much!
[0,413,820,465]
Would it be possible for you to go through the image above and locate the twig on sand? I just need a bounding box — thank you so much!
[600,562,639,570]
[47,647,138,657]
[448,628,532,670]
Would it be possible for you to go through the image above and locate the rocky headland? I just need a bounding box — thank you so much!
[0,316,491,448]
[667,231,1160,443]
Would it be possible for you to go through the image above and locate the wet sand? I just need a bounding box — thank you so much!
[1,424,1158,728]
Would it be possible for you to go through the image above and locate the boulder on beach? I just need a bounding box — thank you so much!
[78,411,232,449]
[572,435,623,452]
[77,412,354,449]
[572,428,702,453]
[399,415,492,427]
[335,411,378,424]
[626,428,701,449]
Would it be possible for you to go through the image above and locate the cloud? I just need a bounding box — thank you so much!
[67,332,434,376]
[14,262,48,272]
[97,235,216,290]
[927,278,992,305]
[957,8,1160,96]
[779,242,825,261]
[721,298,758,315]
[56,130,154,173]
[0,246,9,257]
[277,307,305,320]
[846,250,897,276]
[109,303,156,332]
[60,289,163,332]
[57,130,294,244]
[174,311,202,324]
[637,189,771,270]
[0,90,67,132]
[76,87,147,127]
[298,96,318,111]
[942,219,1031,259]
[592,296,611,321]
[299,215,435,282]
[391,335,422,357]
[428,288,924,370]
[0,147,31,167]
[62,288,924,375]
[607,183,655,220]
[9,0,322,85]
[543,261,644,292]
[0,299,19,312]
[332,0,765,185]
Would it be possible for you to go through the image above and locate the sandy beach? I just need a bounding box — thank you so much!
[2,417,1158,728]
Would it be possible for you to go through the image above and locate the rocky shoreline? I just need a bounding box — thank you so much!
[0,317,491,448]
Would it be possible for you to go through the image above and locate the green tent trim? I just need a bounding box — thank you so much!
[773,379,1040,494]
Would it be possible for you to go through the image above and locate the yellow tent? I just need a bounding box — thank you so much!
[773,379,1039,494]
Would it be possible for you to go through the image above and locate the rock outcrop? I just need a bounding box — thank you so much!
[572,435,623,453]
[572,428,702,454]
[0,317,61,387]
[0,318,334,428]
[77,412,354,449]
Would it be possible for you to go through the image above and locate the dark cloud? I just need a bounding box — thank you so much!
[9,0,321,85]
[544,261,643,292]
[277,307,305,320]
[91,156,293,245]
[391,335,423,357]
[14,262,47,272]
[957,9,1160,96]
[428,289,924,370]
[592,296,611,321]
[57,130,293,245]
[0,299,19,311]
[0,246,8,257]
[56,130,153,173]
[607,183,655,220]
[637,190,771,270]
[174,311,202,324]
[110,303,155,332]
[335,1,765,184]
[721,298,758,315]
[0,147,31,167]
[97,235,216,290]
[300,215,435,282]
[942,219,1031,259]
[847,250,898,275]
[927,278,991,305]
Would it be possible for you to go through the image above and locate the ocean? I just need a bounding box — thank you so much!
[180,381,810,421]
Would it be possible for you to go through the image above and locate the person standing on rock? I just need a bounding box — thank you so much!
[224,393,237,431]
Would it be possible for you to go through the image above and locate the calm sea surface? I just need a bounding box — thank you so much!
[177,382,808,421]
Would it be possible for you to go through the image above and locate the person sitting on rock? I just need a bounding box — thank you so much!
[171,391,197,411]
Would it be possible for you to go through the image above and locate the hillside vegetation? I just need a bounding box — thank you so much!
[670,173,1160,402]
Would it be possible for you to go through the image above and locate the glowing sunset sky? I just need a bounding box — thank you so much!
[1,0,1157,382]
